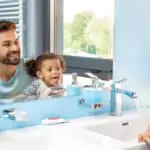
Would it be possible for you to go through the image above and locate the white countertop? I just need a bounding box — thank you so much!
[0,109,148,150]
[0,121,122,150]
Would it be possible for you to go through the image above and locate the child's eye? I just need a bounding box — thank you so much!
[48,68,52,72]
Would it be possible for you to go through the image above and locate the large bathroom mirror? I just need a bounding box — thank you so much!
[51,0,114,80]
[0,0,121,132]
[0,0,114,103]
[0,0,150,133]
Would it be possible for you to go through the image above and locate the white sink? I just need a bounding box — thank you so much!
[125,144,149,150]
[86,110,150,143]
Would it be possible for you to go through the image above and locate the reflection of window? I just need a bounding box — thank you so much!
[50,0,113,80]
[0,0,24,57]
[63,0,114,59]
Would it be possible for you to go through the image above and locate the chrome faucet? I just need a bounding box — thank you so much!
[85,72,127,88]
[72,73,78,85]
[91,76,98,88]
[83,72,139,115]
[1,108,27,121]
[110,83,138,116]
[85,72,105,88]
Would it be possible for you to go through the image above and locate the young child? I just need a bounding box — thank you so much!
[0,63,11,81]
[15,53,65,99]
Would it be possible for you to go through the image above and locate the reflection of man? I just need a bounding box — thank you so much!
[0,20,33,98]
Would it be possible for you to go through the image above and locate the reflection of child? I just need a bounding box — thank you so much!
[0,63,11,81]
[15,53,65,99]
[138,127,150,144]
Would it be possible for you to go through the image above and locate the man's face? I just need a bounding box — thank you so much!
[0,30,20,65]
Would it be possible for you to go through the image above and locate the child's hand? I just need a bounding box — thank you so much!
[138,134,145,143]
[138,134,150,143]
[138,128,150,143]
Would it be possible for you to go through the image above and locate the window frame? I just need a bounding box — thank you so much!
[50,0,113,79]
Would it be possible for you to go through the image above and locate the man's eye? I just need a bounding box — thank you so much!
[3,43,10,47]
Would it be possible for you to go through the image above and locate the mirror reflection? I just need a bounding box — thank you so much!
[0,0,113,105]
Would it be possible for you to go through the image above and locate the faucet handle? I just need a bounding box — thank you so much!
[85,72,104,88]
[2,108,15,114]
[72,73,78,85]
[115,78,127,84]
[110,78,127,88]
[1,108,27,121]
[92,76,98,88]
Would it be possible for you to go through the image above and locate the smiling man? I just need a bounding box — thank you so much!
[0,20,33,98]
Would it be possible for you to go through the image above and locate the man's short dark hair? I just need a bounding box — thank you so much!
[0,20,16,32]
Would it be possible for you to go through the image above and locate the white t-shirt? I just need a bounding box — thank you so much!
[24,79,51,99]
[24,79,64,99]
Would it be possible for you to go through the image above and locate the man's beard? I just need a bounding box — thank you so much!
[4,50,20,65]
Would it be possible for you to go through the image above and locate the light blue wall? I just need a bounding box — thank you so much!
[114,0,150,108]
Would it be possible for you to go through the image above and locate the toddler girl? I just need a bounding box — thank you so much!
[17,53,65,99]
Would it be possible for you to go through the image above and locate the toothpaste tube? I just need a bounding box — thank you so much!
[41,118,68,125]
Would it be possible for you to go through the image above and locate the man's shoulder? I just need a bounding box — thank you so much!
[0,59,34,97]
[17,59,34,82]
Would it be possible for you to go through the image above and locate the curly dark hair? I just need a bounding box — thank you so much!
[25,53,65,77]
[0,20,16,32]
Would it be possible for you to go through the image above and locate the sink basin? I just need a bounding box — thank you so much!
[125,144,149,150]
[86,111,150,142]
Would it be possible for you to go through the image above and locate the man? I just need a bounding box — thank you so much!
[0,20,33,98]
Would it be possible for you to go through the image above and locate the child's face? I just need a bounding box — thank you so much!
[37,58,63,87]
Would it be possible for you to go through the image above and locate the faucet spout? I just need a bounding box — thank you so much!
[110,83,139,116]
[116,88,137,99]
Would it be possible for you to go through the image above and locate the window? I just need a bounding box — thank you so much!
[0,0,24,57]
[51,0,114,79]
[0,0,49,59]
[64,0,114,59]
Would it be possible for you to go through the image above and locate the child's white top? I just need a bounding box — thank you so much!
[24,79,51,99]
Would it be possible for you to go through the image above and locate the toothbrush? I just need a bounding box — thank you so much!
[41,118,68,125]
